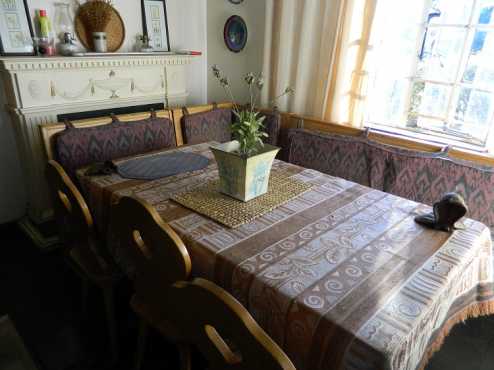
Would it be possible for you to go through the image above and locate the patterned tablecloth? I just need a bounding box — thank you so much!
[78,142,494,370]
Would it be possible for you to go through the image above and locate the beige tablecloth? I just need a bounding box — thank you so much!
[78,142,494,370]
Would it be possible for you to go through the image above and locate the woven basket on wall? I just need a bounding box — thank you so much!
[75,5,125,52]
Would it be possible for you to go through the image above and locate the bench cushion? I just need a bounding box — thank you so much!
[371,141,494,231]
[181,108,232,145]
[287,129,372,187]
[55,117,176,172]
[287,128,494,232]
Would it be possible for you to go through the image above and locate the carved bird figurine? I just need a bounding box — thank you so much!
[414,192,468,232]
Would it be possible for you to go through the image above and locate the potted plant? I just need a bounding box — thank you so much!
[210,65,293,201]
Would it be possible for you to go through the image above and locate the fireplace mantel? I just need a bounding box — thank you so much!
[0,54,198,238]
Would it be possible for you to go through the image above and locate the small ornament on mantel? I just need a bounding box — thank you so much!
[414,192,468,232]
[137,34,153,53]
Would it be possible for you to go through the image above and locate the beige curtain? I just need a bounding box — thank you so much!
[324,0,378,127]
[261,0,340,117]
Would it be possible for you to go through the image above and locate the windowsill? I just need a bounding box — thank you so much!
[365,122,490,154]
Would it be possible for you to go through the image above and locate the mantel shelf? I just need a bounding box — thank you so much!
[0,53,198,72]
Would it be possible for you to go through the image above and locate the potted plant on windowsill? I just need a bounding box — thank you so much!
[210,65,294,202]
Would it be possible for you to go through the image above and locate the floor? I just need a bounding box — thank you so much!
[1,222,494,370]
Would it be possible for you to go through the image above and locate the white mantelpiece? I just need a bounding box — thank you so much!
[0,54,197,226]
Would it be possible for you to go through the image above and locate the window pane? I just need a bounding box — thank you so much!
[429,0,472,25]
[412,82,451,118]
[453,88,494,128]
[463,30,494,90]
[473,0,494,25]
[367,79,409,126]
[419,27,466,82]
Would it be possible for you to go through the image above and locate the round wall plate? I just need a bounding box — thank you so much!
[229,0,244,4]
[224,15,248,53]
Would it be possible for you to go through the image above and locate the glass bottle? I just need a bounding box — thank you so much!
[54,2,74,41]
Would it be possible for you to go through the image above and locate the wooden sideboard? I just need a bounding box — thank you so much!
[0,54,198,236]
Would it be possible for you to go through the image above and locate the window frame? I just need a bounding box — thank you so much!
[365,0,494,151]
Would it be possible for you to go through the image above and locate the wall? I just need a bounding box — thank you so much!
[207,0,266,104]
[25,0,207,104]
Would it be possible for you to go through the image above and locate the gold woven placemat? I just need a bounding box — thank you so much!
[172,171,312,228]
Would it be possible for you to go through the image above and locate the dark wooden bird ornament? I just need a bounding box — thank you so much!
[414,192,468,232]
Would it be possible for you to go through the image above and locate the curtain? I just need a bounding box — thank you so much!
[324,0,378,127]
[261,0,340,117]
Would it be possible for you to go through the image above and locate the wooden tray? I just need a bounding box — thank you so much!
[75,6,125,52]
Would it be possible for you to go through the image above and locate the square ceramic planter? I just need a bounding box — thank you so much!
[210,140,280,202]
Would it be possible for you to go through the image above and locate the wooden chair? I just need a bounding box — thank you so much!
[45,160,120,364]
[166,277,296,370]
[110,196,192,370]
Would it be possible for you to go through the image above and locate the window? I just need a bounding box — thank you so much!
[366,0,494,151]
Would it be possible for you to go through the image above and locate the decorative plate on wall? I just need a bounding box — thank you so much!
[224,15,247,53]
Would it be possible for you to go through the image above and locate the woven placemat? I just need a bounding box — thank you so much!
[172,171,312,228]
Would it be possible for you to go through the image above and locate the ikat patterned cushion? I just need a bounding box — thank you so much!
[287,129,372,187]
[181,108,233,145]
[55,116,176,173]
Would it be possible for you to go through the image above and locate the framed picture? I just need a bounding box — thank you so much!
[0,0,34,55]
[141,0,170,52]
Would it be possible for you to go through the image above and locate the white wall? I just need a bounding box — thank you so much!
[207,0,266,104]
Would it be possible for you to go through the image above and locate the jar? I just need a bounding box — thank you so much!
[92,32,107,53]
[58,32,78,56]
[38,37,56,56]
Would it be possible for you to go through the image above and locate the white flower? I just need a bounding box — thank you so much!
[244,72,255,85]
[211,64,221,79]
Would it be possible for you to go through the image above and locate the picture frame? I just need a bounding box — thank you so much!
[141,0,171,52]
[0,0,35,56]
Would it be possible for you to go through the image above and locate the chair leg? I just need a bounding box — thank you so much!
[102,286,118,365]
[134,319,148,370]
[178,344,191,370]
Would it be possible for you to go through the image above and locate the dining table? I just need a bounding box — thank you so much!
[77,141,494,370]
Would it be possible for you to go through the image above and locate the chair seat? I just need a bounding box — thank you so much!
[130,295,182,341]
[67,240,120,286]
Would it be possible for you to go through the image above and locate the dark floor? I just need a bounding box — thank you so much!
[1,223,494,370]
[0,223,181,370]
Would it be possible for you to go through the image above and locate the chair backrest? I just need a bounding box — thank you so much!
[40,111,177,176]
[181,106,233,145]
[171,102,233,145]
[110,196,191,303]
[167,278,296,370]
[45,160,94,243]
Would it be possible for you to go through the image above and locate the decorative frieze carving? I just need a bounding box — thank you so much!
[0,55,193,72]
